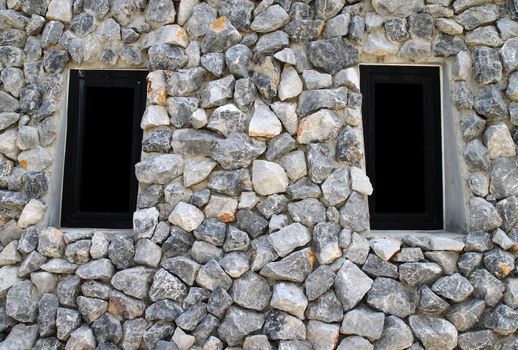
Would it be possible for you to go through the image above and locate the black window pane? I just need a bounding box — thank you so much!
[80,86,135,213]
[373,82,426,213]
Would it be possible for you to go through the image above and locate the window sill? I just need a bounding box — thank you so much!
[59,227,135,243]
[366,230,465,242]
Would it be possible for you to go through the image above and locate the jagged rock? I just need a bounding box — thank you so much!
[149,268,188,302]
[445,299,485,331]
[335,260,373,311]
[367,277,418,318]
[231,272,271,311]
[251,5,289,33]
[469,269,505,306]
[482,304,518,335]
[409,315,457,350]
[261,248,315,282]
[399,262,443,286]
[218,306,264,346]
[263,309,306,340]
[111,266,154,300]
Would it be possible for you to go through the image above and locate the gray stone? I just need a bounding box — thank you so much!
[306,320,340,350]
[409,315,457,350]
[38,227,65,258]
[456,4,500,31]
[385,18,408,42]
[457,330,499,350]
[418,285,450,314]
[76,258,114,282]
[231,272,271,311]
[375,315,414,350]
[464,140,490,171]
[201,53,225,77]
[445,299,485,331]
[338,336,373,350]
[219,0,254,31]
[66,326,96,350]
[148,44,188,71]
[201,16,242,53]
[218,306,264,346]
[458,252,483,277]
[261,247,315,282]
[237,209,268,238]
[175,302,207,331]
[143,323,175,349]
[77,296,108,324]
[399,262,443,286]
[251,56,281,101]
[225,44,251,78]
[341,306,384,340]
[307,143,334,184]
[135,154,184,185]
[336,126,364,166]
[297,109,341,144]
[367,277,418,318]
[473,47,502,85]
[431,273,474,302]
[145,0,175,25]
[207,286,233,318]
[38,293,58,336]
[482,304,518,335]
[111,266,154,300]
[469,268,505,306]
[107,236,134,270]
[234,78,257,111]
[307,38,359,74]
[149,268,188,302]
[108,290,146,320]
[250,236,279,271]
[474,84,508,119]
[256,30,289,57]
[270,282,307,319]
[0,324,39,350]
[251,5,289,33]
[167,68,206,97]
[433,34,467,57]
[56,307,81,340]
[287,198,326,227]
[167,97,199,129]
[484,248,515,279]
[268,223,310,257]
[306,289,343,322]
[196,259,232,291]
[57,275,80,307]
[470,197,502,231]
[465,231,494,252]
[263,309,306,340]
[335,260,373,311]
[339,192,369,233]
[284,19,325,42]
[222,225,250,252]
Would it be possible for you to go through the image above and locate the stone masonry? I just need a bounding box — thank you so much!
[1,0,518,349]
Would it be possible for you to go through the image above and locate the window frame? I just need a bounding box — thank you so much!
[61,69,147,229]
[360,65,444,230]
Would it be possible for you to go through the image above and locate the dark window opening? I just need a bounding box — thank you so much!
[62,70,147,228]
[361,65,443,230]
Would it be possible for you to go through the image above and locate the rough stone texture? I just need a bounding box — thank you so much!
[0,0,516,348]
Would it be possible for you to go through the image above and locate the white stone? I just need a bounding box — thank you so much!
[492,229,517,251]
[370,238,401,261]
[249,100,282,138]
[271,101,298,135]
[0,266,21,296]
[350,167,373,196]
[270,282,308,319]
[46,0,72,22]
[452,51,471,81]
[435,18,463,35]
[429,237,465,252]
[191,108,208,129]
[252,160,289,196]
[238,192,259,209]
[204,195,238,223]
[183,157,217,187]
[278,66,303,101]
[365,12,384,31]
[173,327,196,350]
[141,105,170,129]
[141,25,190,48]
[90,232,109,259]
[31,272,57,294]
[168,202,204,232]
[302,70,332,90]
[0,129,19,160]
[297,109,341,144]
[18,146,52,171]
[363,32,400,56]
[334,68,360,91]
[280,150,307,181]
[274,48,296,65]
[18,199,46,228]
[177,0,199,25]
[147,71,168,105]
[268,223,311,257]
[483,123,516,159]
[0,241,21,265]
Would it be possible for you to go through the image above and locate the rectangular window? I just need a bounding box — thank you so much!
[360,65,443,230]
[62,70,147,229]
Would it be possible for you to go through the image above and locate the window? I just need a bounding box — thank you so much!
[361,65,443,230]
[61,70,147,229]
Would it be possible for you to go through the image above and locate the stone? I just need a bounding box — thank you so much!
[251,56,281,101]
[148,44,188,71]
[466,26,503,47]
[76,258,114,282]
[203,195,238,222]
[335,260,373,311]
[469,269,505,306]
[250,160,288,196]
[218,306,264,346]
[367,277,418,318]
[337,336,373,350]
[267,222,310,258]
[66,326,96,350]
[473,47,502,84]
[409,315,457,350]
[458,252,483,277]
[199,75,235,108]
[225,44,251,78]
[431,273,474,302]
[149,268,188,302]
[274,48,296,65]
[234,78,257,111]
[287,198,326,227]
[306,290,343,322]
[201,53,225,77]
[255,30,289,56]
[502,37,518,72]
[429,237,465,252]
[482,304,518,335]
[108,236,134,270]
[77,296,108,324]
[236,210,268,238]
[484,122,516,159]
[445,299,485,331]
[111,266,154,300]
[504,278,518,308]
[0,324,39,350]
[135,154,184,185]
[457,330,499,350]
[183,157,217,188]
[456,4,500,31]
[399,262,443,286]
[133,207,159,239]
[249,100,282,138]
[38,227,65,258]
[277,66,303,102]
[470,197,502,231]
[374,315,414,349]
[201,16,242,53]
[261,248,315,282]
[172,328,196,350]
[196,259,232,291]
[263,309,306,340]
[313,222,341,265]
[167,68,206,97]
[307,38,359,75]
[484,249,515,279]
[475,85,509,119]
[219,0,254,31]
[167,97,199,128]
[362,253,399,279]
[270,282,307,319]
[0,240,20,265]
[56,307,81,340]
[230,272,271,311]
[169,202,205,232]
[251,5,289,33]
[341,307,384,341]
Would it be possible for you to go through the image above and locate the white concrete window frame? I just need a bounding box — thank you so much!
[360,63,469,240]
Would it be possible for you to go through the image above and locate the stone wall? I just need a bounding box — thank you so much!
[0,0,518,349]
